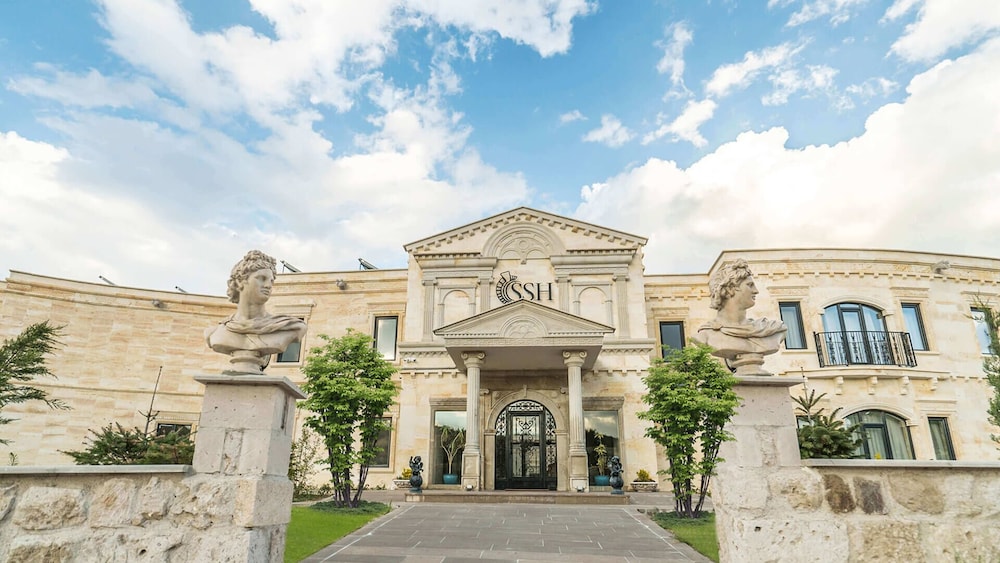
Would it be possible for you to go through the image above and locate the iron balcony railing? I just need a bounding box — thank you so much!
[814,331,917,368]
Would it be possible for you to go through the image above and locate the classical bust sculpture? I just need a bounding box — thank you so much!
[205,250,307,374]
[692,259,786,376]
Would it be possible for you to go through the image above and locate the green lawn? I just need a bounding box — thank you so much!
[651,512,719,562]
[284,502,390,563]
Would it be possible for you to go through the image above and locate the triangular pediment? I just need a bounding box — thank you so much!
[434,299,615,339]
[404,207,647,258]
[433,300,613,371]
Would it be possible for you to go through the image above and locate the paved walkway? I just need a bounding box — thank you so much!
[301,497,714,562]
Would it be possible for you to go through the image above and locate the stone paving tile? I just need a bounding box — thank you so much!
[302,503,713,562]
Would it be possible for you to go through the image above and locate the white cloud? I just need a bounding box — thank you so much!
[642,99,717,147]
[705,42,804,98]
[846,77,899,99]
[577,37,1000,274]
[882,0,920,21]
[782,0,869,27]
[405,0,596,57]
[656,22,694,89]
[762,64,838,105]
[559,110,586,124]
[4,0,586,292]
[582,115,634,147]
[886,0,1000,62]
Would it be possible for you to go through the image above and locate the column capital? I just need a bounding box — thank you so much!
[562,350,587,367]
[462,351,486,368]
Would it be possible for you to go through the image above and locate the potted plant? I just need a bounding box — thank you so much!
[592,432,610,486]
[630,468,658,492]
[440,426,465,485]
[393,467,412,490]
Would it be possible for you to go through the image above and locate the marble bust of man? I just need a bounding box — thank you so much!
[693,259,787,375]
[205,250,307,374]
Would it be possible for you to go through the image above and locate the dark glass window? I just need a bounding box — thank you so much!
[276,340,301,363]
[371,417,391,467]
[845,410,914,460]
[659,321,685,358]
[276,317,305,362]
[433,411,466,484]
[779,302,806,349]
[584,411,619,486]
[155,423,192,437]
[971,308,993,355]
[374,316,398,360]
[901,304,928,351]
[927,417,956,460]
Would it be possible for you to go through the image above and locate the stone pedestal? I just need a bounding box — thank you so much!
[713,376,803,563]
[193,374,307,562]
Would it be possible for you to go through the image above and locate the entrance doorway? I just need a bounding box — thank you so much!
[494,400,557,490]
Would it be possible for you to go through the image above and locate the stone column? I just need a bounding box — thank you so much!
[193,374,306,562]
[713,376,815,563]
[461,352,485,490]
[564,351,589,492]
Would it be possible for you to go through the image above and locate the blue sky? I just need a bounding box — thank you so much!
[1,0,999,294]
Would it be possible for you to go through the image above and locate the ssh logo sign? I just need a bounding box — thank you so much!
[496,271,554,304]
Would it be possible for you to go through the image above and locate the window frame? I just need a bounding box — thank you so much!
[432,409,467,484]
[374,316,399,361]
[845,409,915,460]
[971,307,994,355]
[927,416,956,460]
[154,422,192,437]
[658,321,685,358]
[900,303,929,352]
[370,416,392,468]
[584,409,621,486]
[779,302,807,350]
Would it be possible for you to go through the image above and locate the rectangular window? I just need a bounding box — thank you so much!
[901,303,928,351]
[374,316,399,360]
[779,302,807,349]
[659,321,685,358]
[584,411,619,486]
[276,317,305,362]
[928,417,956,460]
[971,308,994,355]
[433,411,466,484]
[155,423,192,437]
[276,340,301,363]
[371,417,391,467]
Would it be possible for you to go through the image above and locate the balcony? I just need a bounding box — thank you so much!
[814,331,917,368]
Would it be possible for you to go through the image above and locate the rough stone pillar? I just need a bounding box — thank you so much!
[564,351,589,492]
[193,374,307,562]
[461,352,485,490]
[712,376,806,563]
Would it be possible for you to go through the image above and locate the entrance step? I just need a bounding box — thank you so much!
[404,490,630,505]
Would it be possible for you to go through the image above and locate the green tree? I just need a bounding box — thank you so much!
[62,423,194,465]
[301,330,398,508]
[639,343,738,518]
[1,321,70,445]
[793,389,859,459]
[974,299,1000,447]
[288,425,325,499]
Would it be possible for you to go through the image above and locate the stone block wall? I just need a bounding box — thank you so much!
[0,466,289,562]
[714,377,1000,563]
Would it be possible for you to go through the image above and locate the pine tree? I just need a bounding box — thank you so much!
[0,321,70,445]
[793,389,859,459]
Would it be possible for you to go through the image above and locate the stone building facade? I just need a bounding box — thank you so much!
[1,207,997,489]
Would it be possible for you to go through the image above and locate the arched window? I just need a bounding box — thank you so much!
[845,410,914,460]
[819,303,915,366]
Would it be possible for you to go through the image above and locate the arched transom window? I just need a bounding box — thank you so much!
[845,409,914,460]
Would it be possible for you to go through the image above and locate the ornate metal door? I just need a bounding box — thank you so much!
[494,400,556,490]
